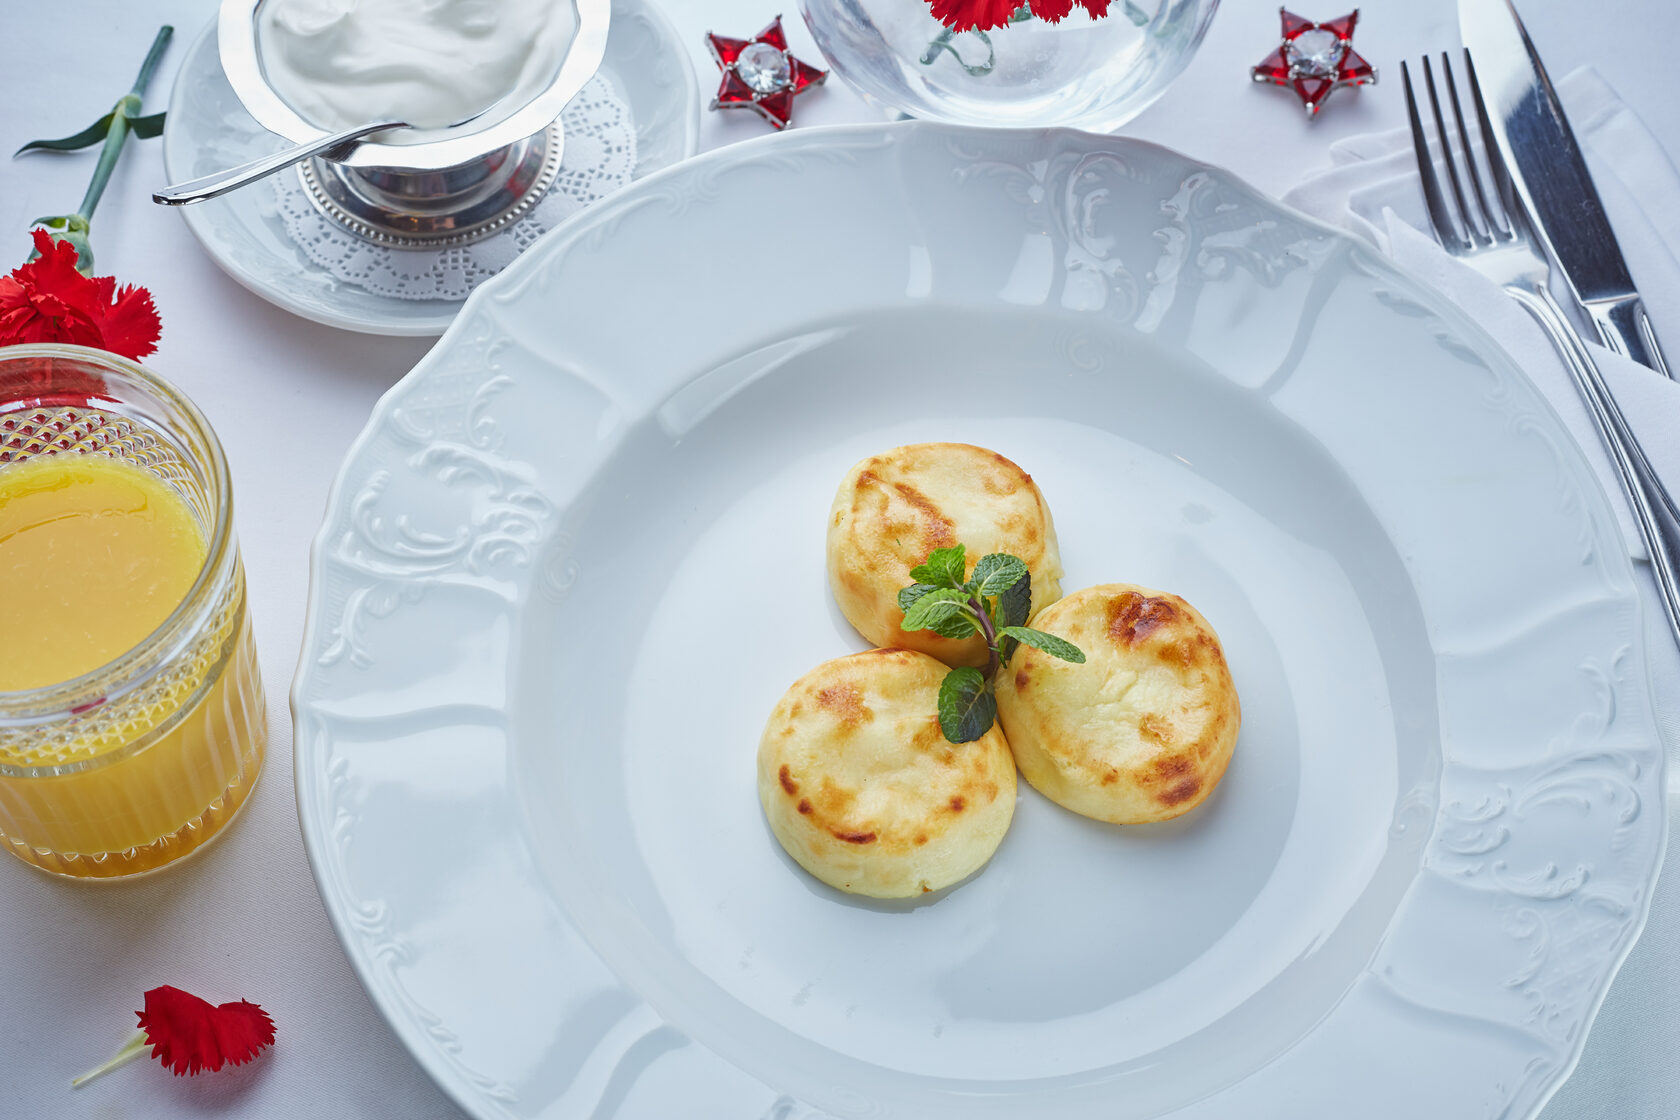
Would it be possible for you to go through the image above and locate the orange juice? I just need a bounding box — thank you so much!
[0,455,205,689]
[0,448,266,878]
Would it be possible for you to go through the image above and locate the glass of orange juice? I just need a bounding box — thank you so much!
[0,344,266,878]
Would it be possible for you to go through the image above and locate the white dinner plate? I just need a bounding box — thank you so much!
[292,124,1668,1119]
[161,0,698,336]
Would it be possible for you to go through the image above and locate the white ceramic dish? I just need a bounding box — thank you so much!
[292,124,1667,1119]
[160,0,698,336]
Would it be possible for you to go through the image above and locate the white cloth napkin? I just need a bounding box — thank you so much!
[1283,68,1680,1119]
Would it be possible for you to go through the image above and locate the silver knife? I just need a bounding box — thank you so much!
[1460,0,1671,378]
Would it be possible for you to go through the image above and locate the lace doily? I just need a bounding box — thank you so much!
[274,74,636,302]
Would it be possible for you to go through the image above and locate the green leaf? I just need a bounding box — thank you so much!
[14,113,114,157]
[998,572,1031,629]
[972,553,1028,597]
[999,626,1086,663]
[908,544,966,589]
[31,213,88,233]
[898,583,939,613]
[901,587,971,633]
[128,111,167,140]
[937,667,996,743]
[927,611,979,641]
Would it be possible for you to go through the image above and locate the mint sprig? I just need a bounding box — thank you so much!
[899,544,1085,743]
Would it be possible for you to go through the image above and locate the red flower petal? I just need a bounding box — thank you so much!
[97,284,162,361]
[0,229,162,360]
[932,0,1113,30]
[928,0,1025,31]
[17,229,90,305]
[136,986,276,1076]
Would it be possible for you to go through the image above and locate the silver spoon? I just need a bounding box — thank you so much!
[153,119,409,205]
[151,88,518,208]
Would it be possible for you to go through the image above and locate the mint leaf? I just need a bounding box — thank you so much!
[928,612,979,640]
[999,626,1086,663]
[937,667,997,743]
[972,553,1028,597]
[898,583,939,613]
[901,587,971,632]
[900,583,976,639]
[998,573,1031,629]
[909,544,966,589]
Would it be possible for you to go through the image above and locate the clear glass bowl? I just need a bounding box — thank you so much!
[799,0,1219,131]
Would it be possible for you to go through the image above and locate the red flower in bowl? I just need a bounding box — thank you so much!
[929,0,1112,32]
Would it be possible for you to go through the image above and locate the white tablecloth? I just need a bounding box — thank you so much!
[3,2,1676,1116]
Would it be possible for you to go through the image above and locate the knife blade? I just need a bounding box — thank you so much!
[1459,0,1671,377]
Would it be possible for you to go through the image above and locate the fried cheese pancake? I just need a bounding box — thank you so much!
[758,649,1016,897]
[996,584,1239,824]
[826,443,1063,667]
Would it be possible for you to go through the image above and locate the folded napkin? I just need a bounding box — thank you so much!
[1283,68,1680,1120]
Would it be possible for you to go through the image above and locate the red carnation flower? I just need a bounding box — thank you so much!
[928,0,1112,32]
[0,229,160,360]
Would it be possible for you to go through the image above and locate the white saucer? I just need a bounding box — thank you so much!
[161,0,699,337]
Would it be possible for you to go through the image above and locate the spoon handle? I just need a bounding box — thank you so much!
[152,120,408,206]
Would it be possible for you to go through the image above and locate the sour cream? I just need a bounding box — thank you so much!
[256,0,577,137]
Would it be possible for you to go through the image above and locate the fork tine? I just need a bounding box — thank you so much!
[1463,48,1523,239]
[1402,59,1470,253]
[1438,51,1504,241]
[1421,55,1485,246]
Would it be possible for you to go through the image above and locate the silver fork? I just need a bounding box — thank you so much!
[1403,49,1680,647]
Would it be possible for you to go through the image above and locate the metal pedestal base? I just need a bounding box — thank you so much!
[297,122,565,248]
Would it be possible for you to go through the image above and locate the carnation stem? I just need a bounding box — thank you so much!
[70,1029,151,1089]
[129,25,176,101]
[75,25,173,223]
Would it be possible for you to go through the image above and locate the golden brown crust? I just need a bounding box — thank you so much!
[757,649,1016,897]
[995,584,1240,824]
[826,443,1063,667]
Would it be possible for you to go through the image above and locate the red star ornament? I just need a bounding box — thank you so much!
[706,16,827,130]
[1251,9,1376,117]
